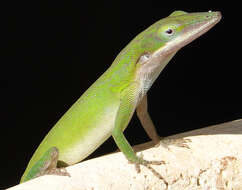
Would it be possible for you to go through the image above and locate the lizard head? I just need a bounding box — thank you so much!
[134,10,221,94]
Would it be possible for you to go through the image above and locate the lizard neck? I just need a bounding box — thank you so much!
[134,51,177,103]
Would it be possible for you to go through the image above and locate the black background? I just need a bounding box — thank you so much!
[1,1,241,188]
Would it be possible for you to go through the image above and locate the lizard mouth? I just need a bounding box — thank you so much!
[154,11,222,57]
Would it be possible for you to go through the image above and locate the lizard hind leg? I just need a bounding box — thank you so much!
[23,147,70,182]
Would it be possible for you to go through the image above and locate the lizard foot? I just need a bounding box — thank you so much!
[46,167,71,177]
[159,137,191,149]
[129,153,168,187]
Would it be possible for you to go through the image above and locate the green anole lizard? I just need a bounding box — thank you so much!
[20,10,221,183]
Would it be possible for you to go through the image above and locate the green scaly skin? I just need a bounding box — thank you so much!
[21,10,221,183]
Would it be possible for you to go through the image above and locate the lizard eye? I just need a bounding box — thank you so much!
[157,24,178,40]
[165,28,173,35]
